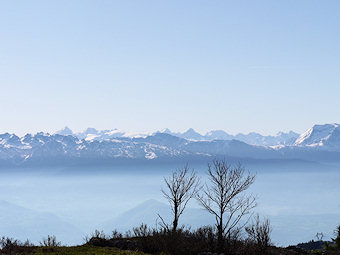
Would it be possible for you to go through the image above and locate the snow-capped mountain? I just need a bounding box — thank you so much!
[161,128,299,146]
[56,127,152,141]
[233,131,299,146]
[56,126,299,146]
[0,132,189,165]
[1,123,340,166]
[163,128,206,140]
[294,123,340,150]
[0,131,278,166]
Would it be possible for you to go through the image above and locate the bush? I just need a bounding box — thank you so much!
[0,236,34,254]
[245,214,272,254]
[335,224,340,249]
[85,224,256,255]
[39,235,61,247]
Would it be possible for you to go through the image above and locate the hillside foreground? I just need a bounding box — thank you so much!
[0,244,150,255]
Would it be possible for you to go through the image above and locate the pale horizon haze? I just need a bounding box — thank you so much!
[1,1,340,136]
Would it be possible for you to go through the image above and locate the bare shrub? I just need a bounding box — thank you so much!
[0,237,34,254]
[245,214,272,254]
[336,224,340,249]
[133,223,151,237]
[111,229,123,239]
[91,229,106,239]
[39,235,61,247]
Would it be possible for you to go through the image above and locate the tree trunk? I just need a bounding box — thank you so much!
[173,202,178,232]
[217,216,224,253]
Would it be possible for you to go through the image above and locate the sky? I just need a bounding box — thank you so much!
[0,0,340,136]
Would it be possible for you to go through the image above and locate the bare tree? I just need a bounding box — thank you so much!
[197,159,256,252]
[159,164,200,232]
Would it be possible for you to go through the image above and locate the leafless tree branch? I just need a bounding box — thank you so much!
[160,164,200,232]
[197,159,256,252]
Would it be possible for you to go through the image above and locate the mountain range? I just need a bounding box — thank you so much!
[56,126,300,146]
[0,123,340,166]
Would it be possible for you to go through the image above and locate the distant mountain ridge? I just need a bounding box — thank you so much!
[56,126,299,146]
[0,123,339,166]
[100,199,214,233]
[0,200,83,244]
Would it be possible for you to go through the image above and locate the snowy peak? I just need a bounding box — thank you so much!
[205,130,234,140]
[161,128,204,141]
[181,128,204,140]
[55,128,151,141]
[159,129,298,146]
[84,127,99,135]
[56,126,74,136]
[294,123,340,148]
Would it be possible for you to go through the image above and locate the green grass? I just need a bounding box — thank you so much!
[32,245,150,255]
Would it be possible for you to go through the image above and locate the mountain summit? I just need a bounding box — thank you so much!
[294,123,340,150]
[56,126,74,136]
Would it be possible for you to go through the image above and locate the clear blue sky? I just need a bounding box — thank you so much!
[1,0,339,135]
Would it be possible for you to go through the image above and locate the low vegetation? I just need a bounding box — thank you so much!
[0,223,340,254]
